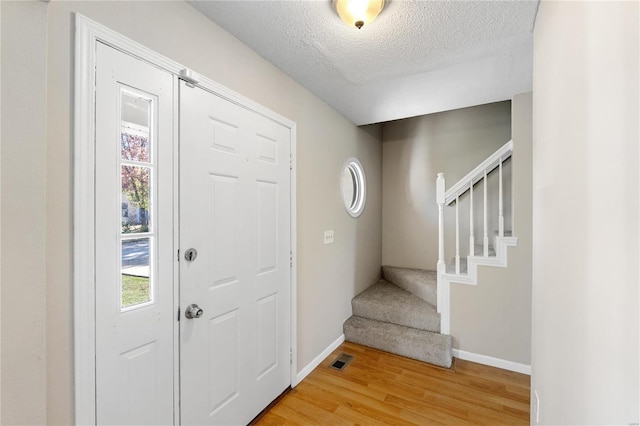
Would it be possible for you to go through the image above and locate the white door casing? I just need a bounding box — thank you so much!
[179,82,291,425]
[94,42,175,424]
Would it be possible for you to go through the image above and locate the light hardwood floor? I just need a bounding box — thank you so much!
[255,341,530,425]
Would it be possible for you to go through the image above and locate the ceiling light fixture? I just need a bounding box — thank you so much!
[333,0,385,29]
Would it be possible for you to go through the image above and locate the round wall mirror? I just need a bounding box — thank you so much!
[341,158,366,217]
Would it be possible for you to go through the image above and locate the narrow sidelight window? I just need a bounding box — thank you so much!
[119,89,155,310]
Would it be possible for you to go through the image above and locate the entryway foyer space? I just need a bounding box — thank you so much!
[254,341,530,425]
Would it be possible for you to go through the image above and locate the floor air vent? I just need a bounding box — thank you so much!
[330,353,353,371]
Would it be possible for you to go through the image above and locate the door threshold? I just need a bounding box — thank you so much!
[248,386,292,425]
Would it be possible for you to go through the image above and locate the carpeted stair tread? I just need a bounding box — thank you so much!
[381,266,437,306]
[344,316,452,368]
[352,280,439,333]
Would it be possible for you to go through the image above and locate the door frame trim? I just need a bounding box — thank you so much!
[74,14,298,425]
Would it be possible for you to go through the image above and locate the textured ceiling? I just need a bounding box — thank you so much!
[188,0,538,125]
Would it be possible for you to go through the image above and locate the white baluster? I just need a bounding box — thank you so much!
[436,173,445,312]
[483,169,489,256]
[469,180,474,257]
[499,157,504,238]
[455,194,460,274]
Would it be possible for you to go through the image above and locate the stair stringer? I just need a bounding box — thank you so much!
[437,236,518,335]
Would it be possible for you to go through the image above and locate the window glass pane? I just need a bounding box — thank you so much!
[341,158,366,218]
[121,238,152,308]
[121,92,150,162]
[121,165,151,234]
[348,166,358,208]
[341,167,355,210]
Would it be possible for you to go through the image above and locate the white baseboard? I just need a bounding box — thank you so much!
[294,334,345,385]
[452,349,531,375]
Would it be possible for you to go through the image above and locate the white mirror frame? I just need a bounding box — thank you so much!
[341,157,367,217]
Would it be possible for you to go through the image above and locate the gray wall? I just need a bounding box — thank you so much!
[382,101,511,268]
[450,94,532,365]
[1,2,48,424]
[0,1,382,424]
[0,2,2,419]
[381,99,533,365]
[532,1,639,424]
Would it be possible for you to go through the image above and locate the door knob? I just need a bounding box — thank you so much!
[185,304,204,319]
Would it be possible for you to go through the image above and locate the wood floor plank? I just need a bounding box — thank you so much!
[306,371,387,402]
[266,403,322,426]
[287,383,342,413]
[395,407,450,426]
[420,387,527,424]
[457,359,531,387]
[255,342,530,426]
[305,374,408,420]
[284,393,354,426]
[400,363,530,403]
[414,373,530,416]
[254,411,290,426]
[333,405,401,426]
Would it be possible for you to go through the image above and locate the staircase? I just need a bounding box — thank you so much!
[344,140,518,369]
[343,266,452,368]
[436,140,518,335]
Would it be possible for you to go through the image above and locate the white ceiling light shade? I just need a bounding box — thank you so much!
[333,0,385,29]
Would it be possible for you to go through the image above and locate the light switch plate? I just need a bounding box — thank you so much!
[324,230,334,244]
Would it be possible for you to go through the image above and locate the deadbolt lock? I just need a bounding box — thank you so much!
[184,248,198,262]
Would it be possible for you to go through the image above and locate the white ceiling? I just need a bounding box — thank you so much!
[188,0,538,125]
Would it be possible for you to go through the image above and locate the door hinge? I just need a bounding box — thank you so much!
[290,252,293,268]
[177,307,181,322]
[290,348,293,365]
[177,249,180,262]
[290,154,293,170]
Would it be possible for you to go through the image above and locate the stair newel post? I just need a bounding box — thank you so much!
[498,157,504,238]
[455,195,460,274]
[436,173,445,314]
[469,180,474,257]
[436,173,445,269]
[483,169,489,256]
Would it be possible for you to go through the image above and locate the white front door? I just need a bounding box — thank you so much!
[94,42,176,424]
[179,82,292,425]
[92,41,292,426]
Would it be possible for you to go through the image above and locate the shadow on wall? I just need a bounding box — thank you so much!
[352,124,383,297]
[382,101,512,270]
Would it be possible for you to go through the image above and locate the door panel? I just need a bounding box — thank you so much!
[210,175,240,286]
[180,82,291,425]
[208,309,240,411]
[94,42,175,425]
[256,294,278,378]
